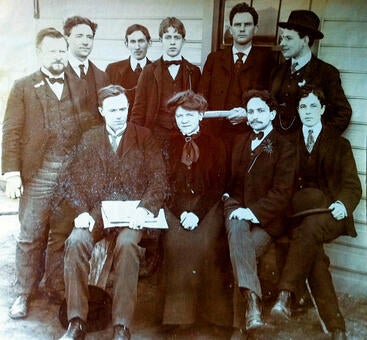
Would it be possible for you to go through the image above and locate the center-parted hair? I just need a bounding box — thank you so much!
[298,85,326,107]
[243,90,278,112]
[125,24,151,43]
[36,27,66,49]
[167,90,208,113]
[98,85,127,107]
[229,2,258,26]
[63,16,98,37]
[159,17,186,39]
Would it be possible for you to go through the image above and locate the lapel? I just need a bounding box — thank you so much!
[316,127,332,162]
[64,71,85,115]
[181,57,194,89]
[241,46,257,73]
[247,131,275,173]
[117,59,132,80]
[32,71,49,115]
[119,123,138,159]
[89,60,105,89]
[220,47,233,74]
[153,59,164,106]
[271,59,291,96]
[299,54,318,86]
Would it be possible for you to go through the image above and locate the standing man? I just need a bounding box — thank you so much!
[270,86,361,340]
[64,15,109,118]
[2,28,93,319]
[224,90,295,338]
[271,10,351,135]
[59,85,166,340]
[130,17,201,147]
[199,2,274,147]
[106,24,152,110]
[42,16,110,301]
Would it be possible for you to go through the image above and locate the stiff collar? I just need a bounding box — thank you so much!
[291,50,312,71]
[302,122,322,142]
[40,67,65,80]
[232,44,252,62]
[130,56,147,71]
[68,53,89,76]
[162,54,183,62]
[106,123,127,137]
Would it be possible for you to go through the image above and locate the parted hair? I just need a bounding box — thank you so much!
[243,90,278,112]
[229,2,258,26]
[36,27,66,48]
[167,90,208,113]
[98,85,127,107]
[125,24,151,42]
[298,85,326,107]
[63,16,98,37]
[159,17,186,39]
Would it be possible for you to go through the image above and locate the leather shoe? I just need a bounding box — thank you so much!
[59,317,86,340]
[331,329,347,340]
[113,324,131,340]
[271,290,292,320]
[243,290,265,330]
[9,294,30,319]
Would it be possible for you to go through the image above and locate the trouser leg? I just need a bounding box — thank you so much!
[112,228,143,327]
[64,228,94,322]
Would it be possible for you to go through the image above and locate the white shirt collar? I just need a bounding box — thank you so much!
[106,124,127,137]
[41,67,65,79]
[251,124,273,150]
[291,50,312,71]
[302,122,322,142]
[68,53,89,77]
[232,44,252,62]
[162,53,182,62]
[130,56,147,71]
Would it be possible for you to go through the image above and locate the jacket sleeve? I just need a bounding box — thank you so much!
[198,52,215,100]
[1,80,24,174]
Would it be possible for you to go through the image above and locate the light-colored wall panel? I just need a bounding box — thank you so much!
[323,0,367,20]
[353,199,366,224]
[319,46,367,73]
[323,21,367,47]
[352,148,366,173]
[336,223,367,249]
[343,125,367,149]
[340,73,367,99]
[349,98,367,124]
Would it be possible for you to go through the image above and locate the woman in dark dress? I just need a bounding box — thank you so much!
[162,90,232,330]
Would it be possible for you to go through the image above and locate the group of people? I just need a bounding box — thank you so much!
[1,2,362,340]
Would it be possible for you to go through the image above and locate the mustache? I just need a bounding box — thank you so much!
[248,119,262,125]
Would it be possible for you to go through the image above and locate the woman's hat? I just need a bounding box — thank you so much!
[278,10,324,39]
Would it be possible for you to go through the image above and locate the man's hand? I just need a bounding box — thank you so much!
[180,211,199,230]
[129,207,150,230]
[227,107,247,125]
[74,212,95,231]
[229,207,252,220]
[329,201,347,221]
[5,175,23,199]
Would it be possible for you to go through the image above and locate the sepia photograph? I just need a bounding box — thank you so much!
[0,0,366,339]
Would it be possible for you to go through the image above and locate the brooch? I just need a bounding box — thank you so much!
[34,80,45,88]
[298,79,306,87]
[263,138,273,154]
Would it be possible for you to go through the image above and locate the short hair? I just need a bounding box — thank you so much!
[125,24,151,43]
[229,2,258,26]
[294,29,315,47]
[167,90,208,113]
[298,85,326,107]
[98,85,127,107]
[36,27,66,49]
[63,16,98,37]
[159,17,186,39]
[243,90,278,112]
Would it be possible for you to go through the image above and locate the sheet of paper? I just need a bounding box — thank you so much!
[101,200,168,229]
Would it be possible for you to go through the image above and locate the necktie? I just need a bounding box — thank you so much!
[251,131,264,141]
[109,130,125,153]
[135,63,142,74]
[47,77,64,84]
[79,64,86,79]
[290,62,298,74]
[164,60,182,67]
[306,129,315,153]
[234,52,245,73]
[181,135,200,168]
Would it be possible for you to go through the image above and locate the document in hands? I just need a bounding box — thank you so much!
[101,200,168,229]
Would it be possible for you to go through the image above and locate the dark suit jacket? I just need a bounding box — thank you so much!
[105,57,151,110]
[292,128,361,237]
[1,70,93,183]
[199,46,274,110]
[66,60,109,118]
[271,55,352,135]
[130,57,201,128]
[64,123,166,240]
[225,129,296,237]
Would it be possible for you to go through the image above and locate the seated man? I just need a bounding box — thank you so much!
[270,85,362,340]
[224,90,296,338]
[59,85,166,340]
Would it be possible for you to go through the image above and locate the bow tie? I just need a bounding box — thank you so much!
[251,131,264,141]
[47,76,64,84]
[164,60,182,66]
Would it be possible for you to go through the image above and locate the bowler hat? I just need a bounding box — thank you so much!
[59,285,112,332]
[278,10,324,39]
[290,188,330,218]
